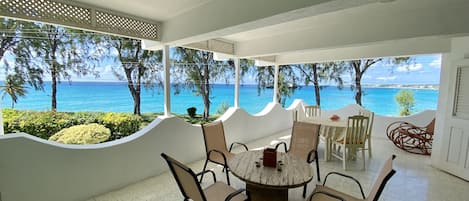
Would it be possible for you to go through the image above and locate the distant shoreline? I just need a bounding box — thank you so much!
[0,80,440,90]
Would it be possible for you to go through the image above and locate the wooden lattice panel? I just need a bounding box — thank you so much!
[96,11,159,40]
[0,0,91,25]
[0,0,160,40]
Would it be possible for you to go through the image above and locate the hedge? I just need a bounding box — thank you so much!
[3,109,142,141]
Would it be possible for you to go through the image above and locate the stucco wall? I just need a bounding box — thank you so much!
[0,101,434,201]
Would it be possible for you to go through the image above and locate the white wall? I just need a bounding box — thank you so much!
[0,103,294,201]
[431,37,469,180]
[0,101,435,201]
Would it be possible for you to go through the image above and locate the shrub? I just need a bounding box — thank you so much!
[187,107,197,118]
[100,112,142,140]
[7,111,75,139]
[216,101,230,114]
[49,123,111,144]
[395,89,415,116]
[2,110,143,141]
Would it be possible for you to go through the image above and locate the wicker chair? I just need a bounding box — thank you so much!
[161,153,249,201]
[275,121,321,198]
[386,118,435,155]
[200,121,248,185]
[308,155,396,201]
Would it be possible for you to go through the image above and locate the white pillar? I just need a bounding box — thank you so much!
[234,58,240,108]
[273,64,280,103]
[0,98,4,135]
[163,45,171,116]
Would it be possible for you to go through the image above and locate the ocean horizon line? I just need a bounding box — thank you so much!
[16,80,439,89]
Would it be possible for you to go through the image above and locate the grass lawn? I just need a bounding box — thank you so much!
[140,112,221,127]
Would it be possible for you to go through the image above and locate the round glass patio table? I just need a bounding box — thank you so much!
[228,150,313,201]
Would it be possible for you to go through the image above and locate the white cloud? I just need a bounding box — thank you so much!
[376,76,397,81]
[396,63,423,72]
[429,58,441,69]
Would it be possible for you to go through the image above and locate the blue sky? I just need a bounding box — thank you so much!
[0,54,441,85]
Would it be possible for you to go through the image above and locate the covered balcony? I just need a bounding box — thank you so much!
[1,0,469,201]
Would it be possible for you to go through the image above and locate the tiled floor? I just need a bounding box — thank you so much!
[89,131,469,201]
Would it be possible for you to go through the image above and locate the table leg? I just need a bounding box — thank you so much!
[246,184,288,201]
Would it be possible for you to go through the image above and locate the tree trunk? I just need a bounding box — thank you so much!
[51,66,57,111]
[202,63,211,119]
[352,61,363,106]
[355,74,362,106]
[124,68,140,115]
[312,64,321,106]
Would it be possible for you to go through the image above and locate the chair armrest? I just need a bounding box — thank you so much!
[323,172,365,199]
[308,191,346,201]
[207,149,228,165]
[196,169,217,184]
[229,142,249,152]
[225,189,248,201]
[274,142,288,152]
[306,149,317,163]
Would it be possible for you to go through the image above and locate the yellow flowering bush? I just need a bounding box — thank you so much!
[49,123,111,144]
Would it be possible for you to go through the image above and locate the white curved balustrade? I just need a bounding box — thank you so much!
[0,100,434,201]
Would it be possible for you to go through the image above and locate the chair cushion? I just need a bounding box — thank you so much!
[204,182,247,201]
[308,185,363,201]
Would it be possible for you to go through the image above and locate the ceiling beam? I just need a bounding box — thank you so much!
[233,0,469,59]
[160,0,377,46]
[274,37,451,65]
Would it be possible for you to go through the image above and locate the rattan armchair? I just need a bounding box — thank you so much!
[386,118,435,155]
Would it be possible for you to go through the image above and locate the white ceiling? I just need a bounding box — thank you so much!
[48,0,469,63]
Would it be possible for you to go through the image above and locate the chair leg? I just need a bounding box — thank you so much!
[225,166,231,185]
[362,149,366,170]
[368,137,372,158]
[199,159,209,183]
[315,151,320,182]
[342,146,347,170]
[302,184,307,198]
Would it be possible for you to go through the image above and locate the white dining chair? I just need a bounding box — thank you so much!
[331,115,369,170]
[359,109,374,158]
[305,105,321,118]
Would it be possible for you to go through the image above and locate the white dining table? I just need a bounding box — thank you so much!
[301,116,347,161]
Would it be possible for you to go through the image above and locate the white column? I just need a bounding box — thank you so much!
[0,98,4,135]
[273,64,280,103]
[163,45,171,116]
[234,58,240,108]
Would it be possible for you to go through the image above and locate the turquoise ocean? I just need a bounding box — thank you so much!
[0,82,439,116]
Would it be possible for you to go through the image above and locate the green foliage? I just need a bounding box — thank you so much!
[49,123,110,144]
[172,47,234,119]
[101,112,142,140]
[395,90,415,116]
[0,74,28,108]
[2,110,142,141]
[104,37,162,115]
[216,102,230,114]
[3,110,75,139]
[187,107,197,118]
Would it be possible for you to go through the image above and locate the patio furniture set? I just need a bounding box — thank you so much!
[161,105,401,201]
